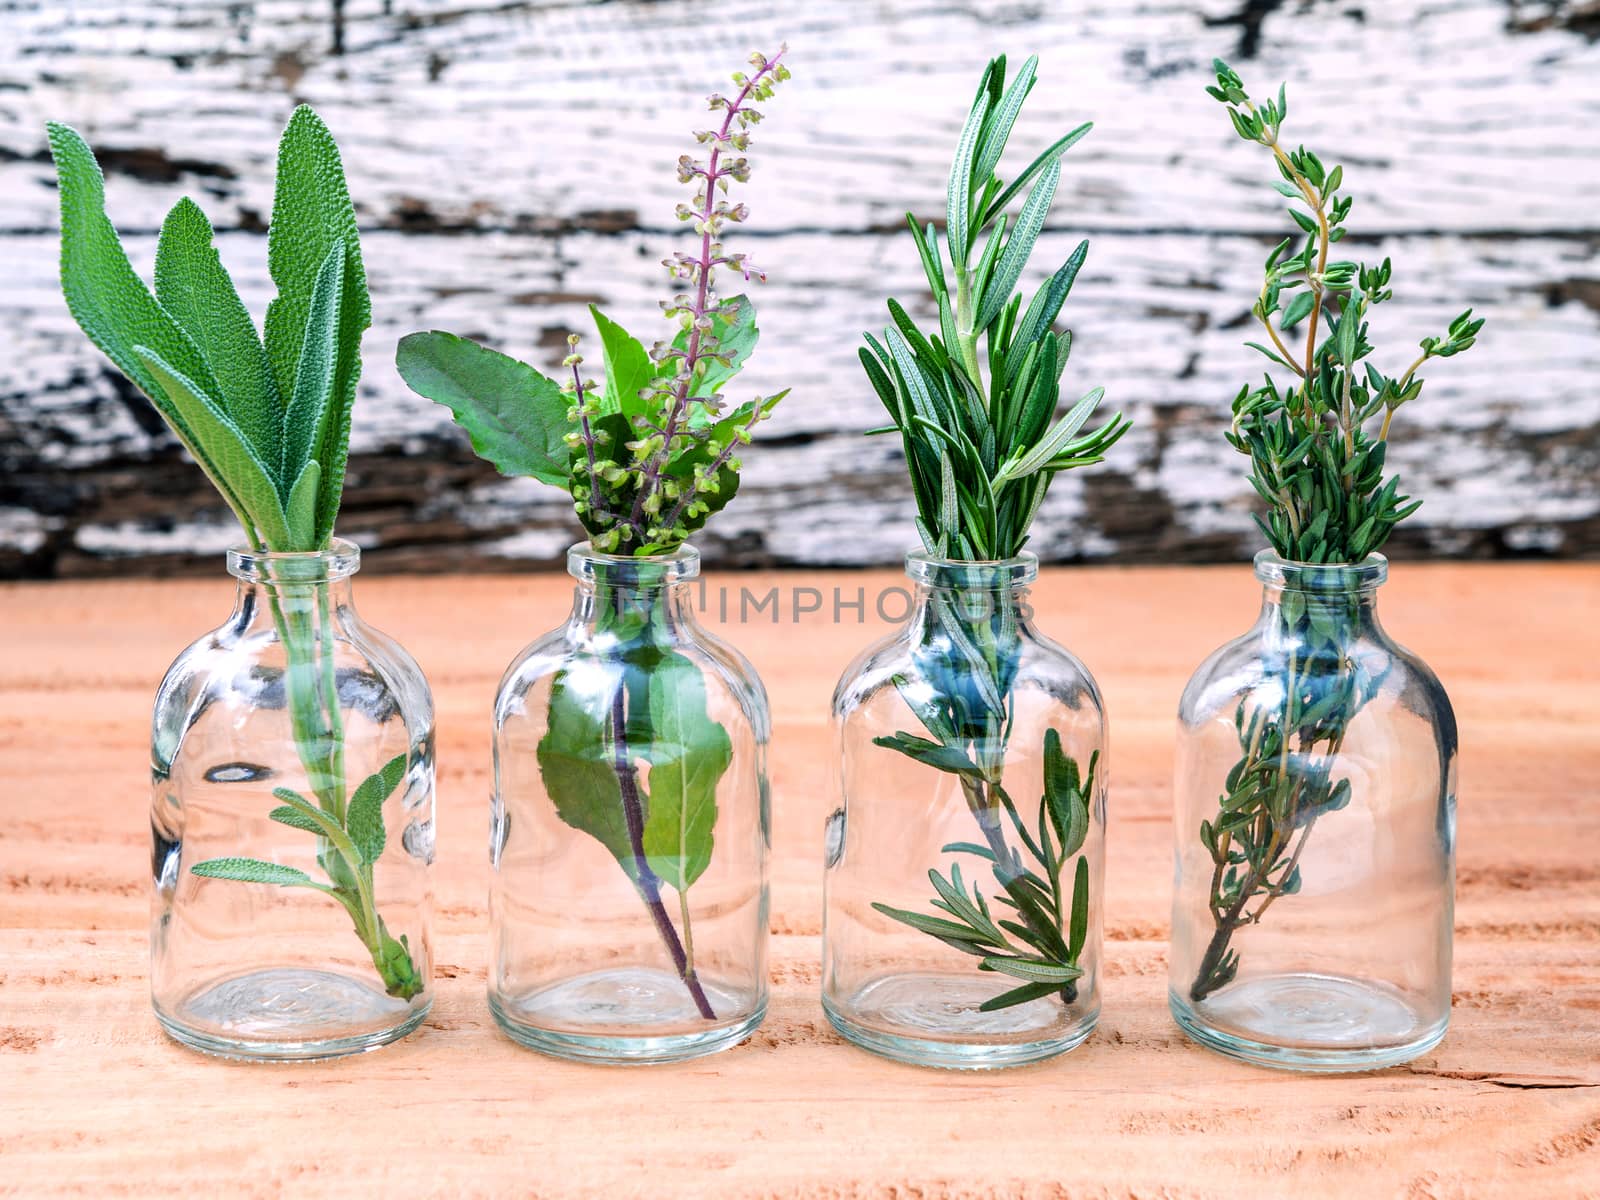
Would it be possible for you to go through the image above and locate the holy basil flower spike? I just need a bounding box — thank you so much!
[396,53,792,556]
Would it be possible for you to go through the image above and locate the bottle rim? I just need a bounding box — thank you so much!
[568,540,701,586]
[905,550,1039,589]
[1254,549,1388,592]
[227,538,361,583]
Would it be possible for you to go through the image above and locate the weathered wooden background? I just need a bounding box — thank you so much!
[2,0,1598,576]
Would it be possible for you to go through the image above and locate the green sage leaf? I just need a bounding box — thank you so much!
[263,105,370,544]
[191,857,319,888]
[285,459,321,548]
[280,241,346,506]
[153,197,282,468]
[268,804,325,835]
[134,347,291,548]
[347,752,408,864]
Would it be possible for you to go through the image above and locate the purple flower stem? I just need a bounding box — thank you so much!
[609,681,717,1020]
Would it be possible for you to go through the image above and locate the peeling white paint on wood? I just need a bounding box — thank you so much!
[1,0,1596,575]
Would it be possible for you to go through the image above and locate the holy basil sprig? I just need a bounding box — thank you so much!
[863,56,1122,1012]
[49,109,422,999]
[395,48,791,556]
[861,52,1129,561]
[395,49,790,1017]
[537,615,731,1018]
[1186,62,1484,1003]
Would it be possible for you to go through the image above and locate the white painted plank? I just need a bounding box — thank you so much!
[1,0,1596,572]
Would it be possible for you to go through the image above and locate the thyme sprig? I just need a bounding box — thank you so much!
[862,55,1125,1011]
[1209,59,1483,565]
[1189,61,1483,1002]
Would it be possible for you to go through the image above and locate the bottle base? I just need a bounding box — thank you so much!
[1170,972,1447,1072]
[489,967,765,1064]
[155,967,429,1062]
[823,973,1095,1069]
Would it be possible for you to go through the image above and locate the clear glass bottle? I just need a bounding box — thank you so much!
[1169,551,1456,1071]
[489,544,770,1063]
[823,552,1107,1069]
[150,540,435,1060]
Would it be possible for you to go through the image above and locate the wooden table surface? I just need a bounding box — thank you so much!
[2,563,1598,1198]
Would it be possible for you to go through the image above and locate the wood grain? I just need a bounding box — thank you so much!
[1,562,1597,1198]
[2,0,1598,574]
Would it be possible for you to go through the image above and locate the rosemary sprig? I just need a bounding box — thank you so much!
[1188,61,1483,1002]
[861,55,1126,1010]
[861,54,1128,560]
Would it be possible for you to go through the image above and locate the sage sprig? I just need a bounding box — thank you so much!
[49,108,367,553]
[395,50,791,1018]
[1188,62,1483,1002]
[863,55,1125,1010]
[49,110,422,999]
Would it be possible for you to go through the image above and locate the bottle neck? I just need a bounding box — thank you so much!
[907,580,1035,634]
[226,541,360,635]
[570,577,700,636]
[903,550,1039,638]
[1253,551,1386,646]
[565,542,702,644]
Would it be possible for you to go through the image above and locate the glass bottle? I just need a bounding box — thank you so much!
[150,540,435,1060]
[823,552,1107,1069]
[489,544,770,1063]
[1169,551,1456,1071]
